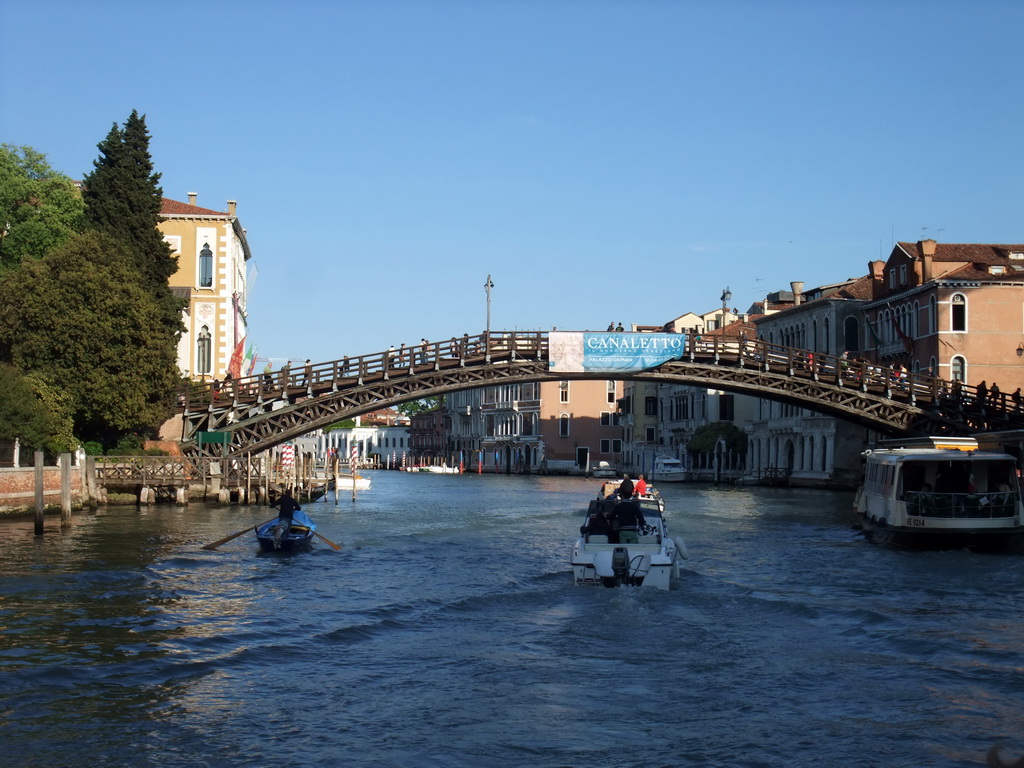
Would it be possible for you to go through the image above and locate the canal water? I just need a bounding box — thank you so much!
[1,473,1022,767]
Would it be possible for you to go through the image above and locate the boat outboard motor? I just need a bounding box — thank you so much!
[611,546,630,585]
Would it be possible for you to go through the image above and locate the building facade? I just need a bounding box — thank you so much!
[863,240,1024,396]
[159,194,253,381]
[747,277,875,487]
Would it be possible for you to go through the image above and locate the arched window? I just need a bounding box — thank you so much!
[823,317,831,354]
[928,296,937,335]
[197,325,212,375]
[199,242,213,288]
[951,294,967,332]
[843,316,859,352]
[559,413,570,437]
[951,355,966,382]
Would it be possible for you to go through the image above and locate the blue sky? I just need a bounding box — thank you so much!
[2,0,1022,365]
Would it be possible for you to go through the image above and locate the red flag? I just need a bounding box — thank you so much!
[228,338,245,378]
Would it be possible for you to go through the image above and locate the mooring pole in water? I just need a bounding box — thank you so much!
[34,450,44,536]
[60,453,72,527]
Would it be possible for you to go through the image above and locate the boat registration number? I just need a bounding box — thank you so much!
[906,517,927,527]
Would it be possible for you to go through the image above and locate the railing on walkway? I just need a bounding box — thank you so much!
[178,331,548,412]
[904,490,1021,519]
[94,456,266,488]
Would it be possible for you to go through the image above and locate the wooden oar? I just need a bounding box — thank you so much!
[202,518,276,550]
[313,530,343,551]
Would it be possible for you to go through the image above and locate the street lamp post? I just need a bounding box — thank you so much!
[484,275,494,360]
[485,274,494,336]
[720,286,732,329]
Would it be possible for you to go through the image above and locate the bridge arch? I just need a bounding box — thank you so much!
[177,331,1024,458]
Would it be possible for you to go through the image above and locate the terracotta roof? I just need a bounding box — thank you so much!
[160,197,227,216]
[898,241,1024,265]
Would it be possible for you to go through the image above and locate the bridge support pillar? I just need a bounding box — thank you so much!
[175,486,188,505]
[217,487,231,504]
[139,486,155,505]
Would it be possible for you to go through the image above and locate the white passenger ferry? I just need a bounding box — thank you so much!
[854,437,1024,551]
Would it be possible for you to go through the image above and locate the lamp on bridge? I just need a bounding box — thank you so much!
[719,286,732,329]
[485,274,494,337]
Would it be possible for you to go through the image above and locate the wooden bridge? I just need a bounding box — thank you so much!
[176,331,1024,458]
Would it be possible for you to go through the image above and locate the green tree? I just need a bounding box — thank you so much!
[0,231,181,445]
[397,396,444,416]
[0,144,84,270]
[0,364,59,450]
[687,421,748,455]
[81,110,184,332]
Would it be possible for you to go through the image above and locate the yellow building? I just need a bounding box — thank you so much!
[159,193,253,380]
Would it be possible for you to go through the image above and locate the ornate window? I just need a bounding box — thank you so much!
[197,325,212,375]
[199,242,213,288]
[559,413,570,437]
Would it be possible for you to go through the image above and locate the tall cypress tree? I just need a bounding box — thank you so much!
[82,110,185,332]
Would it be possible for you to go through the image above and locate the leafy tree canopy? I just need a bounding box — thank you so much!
[0,144,84,271]
[687,421,748,454]
[397,396,444,416]
[0,364,59,450]
[0,231,182,445]
[81,110,184,332]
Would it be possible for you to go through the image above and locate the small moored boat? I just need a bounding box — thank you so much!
[854,437,1024,551]
[256,508,317,552]
[591,461,618,478]
[651,456,686,483]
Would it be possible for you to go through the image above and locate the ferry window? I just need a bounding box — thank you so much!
[951,294,966,331]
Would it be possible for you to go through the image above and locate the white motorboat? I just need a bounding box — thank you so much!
[571,496,686,589]
[854,437,1024,551]
[650,456,687,483]
[335,475,371,490]
[591,461,618,478]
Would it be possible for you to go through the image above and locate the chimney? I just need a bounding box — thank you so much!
[918,239,936,283]
[790,281,804,306]
[188,192,197,206]
[868,260,885,300]
[227,200,237,217]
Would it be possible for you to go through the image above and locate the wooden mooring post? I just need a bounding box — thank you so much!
[34,450,44,535]
[60,452,72,527]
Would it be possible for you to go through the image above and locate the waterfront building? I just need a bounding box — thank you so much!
[747,277,876,487]
[444,387,485,468]
[159,194,253,381]
[539,378,623,474]
[480,381,543,473]
[317,422,412,467]
[408,409,446,466]
[862,240,1024,394]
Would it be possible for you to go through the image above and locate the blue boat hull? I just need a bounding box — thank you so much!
[256,509,317,552]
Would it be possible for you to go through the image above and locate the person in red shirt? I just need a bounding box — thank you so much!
[634,474,647,496]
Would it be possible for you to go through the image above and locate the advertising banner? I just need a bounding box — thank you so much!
[548,332,686,373]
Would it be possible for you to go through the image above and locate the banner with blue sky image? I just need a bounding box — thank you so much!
[549,332,685,373]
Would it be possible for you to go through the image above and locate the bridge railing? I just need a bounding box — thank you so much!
[177,331,549,412]
[176,329,1019,425]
